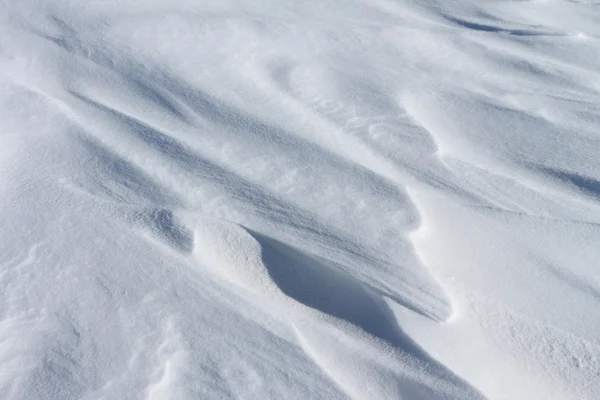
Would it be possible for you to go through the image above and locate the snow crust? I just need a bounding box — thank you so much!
[1,0,600,398]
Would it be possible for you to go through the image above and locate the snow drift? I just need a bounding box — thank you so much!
[1,0,599,398]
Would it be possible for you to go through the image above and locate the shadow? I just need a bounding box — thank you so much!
[252,231,438,356]
[545,262,600,306]
[540,166,600,200]
[73,134,181,206]
[248,230,485,398]
[445,16,563,37]
[147,208,194,252]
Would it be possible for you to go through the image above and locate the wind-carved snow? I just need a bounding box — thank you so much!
[193,217,478,399]
[0,0,599,399]
[194,219,476,399]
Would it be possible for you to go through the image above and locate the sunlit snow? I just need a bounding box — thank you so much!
[1,0,599,399]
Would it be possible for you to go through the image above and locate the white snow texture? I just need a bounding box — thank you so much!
[1,0,600,399]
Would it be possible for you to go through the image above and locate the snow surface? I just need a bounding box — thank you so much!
[1,0,600,399]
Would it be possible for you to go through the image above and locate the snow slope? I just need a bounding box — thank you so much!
[1,0,600,398]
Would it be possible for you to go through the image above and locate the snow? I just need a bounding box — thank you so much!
[1,0,599,398]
